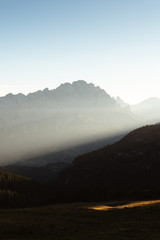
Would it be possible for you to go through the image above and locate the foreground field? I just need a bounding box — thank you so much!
[0,201,160,240]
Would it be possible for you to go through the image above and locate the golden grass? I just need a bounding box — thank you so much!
[88,199,160,211]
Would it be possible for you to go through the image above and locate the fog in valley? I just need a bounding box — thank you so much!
[0,80,145,166]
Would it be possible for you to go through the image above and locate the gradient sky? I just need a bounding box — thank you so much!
[0,0,160,104]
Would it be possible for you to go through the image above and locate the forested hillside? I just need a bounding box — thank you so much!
[58,124,160,201]
[0,170,53,208]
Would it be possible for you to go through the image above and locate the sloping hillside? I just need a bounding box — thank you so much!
[58,124,160,201]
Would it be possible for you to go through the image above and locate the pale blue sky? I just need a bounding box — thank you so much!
[0,0,160,103]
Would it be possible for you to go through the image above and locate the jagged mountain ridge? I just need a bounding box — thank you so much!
[0,80,142,166]
[58,124,160,201]
[1,80,115,108]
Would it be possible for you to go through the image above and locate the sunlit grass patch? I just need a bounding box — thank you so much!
[88,199,160,211]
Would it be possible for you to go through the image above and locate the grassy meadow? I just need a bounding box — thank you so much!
[0,201,160,240]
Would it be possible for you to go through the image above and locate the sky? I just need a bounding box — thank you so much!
[0,0,160,104]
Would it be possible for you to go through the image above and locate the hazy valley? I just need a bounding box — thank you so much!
[0,80,143,166]
[0,80,160,183]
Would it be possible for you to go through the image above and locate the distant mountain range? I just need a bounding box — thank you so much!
[58,124,160,201]
[115,96,160,123]
[130,97,160,123]
[0,80,142,166]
